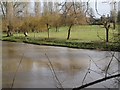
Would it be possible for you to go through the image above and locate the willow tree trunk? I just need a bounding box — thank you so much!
[6,2,13,37]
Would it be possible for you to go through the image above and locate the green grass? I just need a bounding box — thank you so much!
[2,25,120,51]
[10,25,117,42]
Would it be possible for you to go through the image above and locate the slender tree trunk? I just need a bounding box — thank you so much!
[54,2,59,12]
[113,21,116,29]
[43,2,48,16]
[48,2,53,14]
[106,28,109,43]
[56,26,58,32]
[117,11,120,42]
[67,24,72,40]
[104,21,110,43]
[46,23,50,39]
[24,2,29,17]
[0,2,6,18]
[6,2,14,37]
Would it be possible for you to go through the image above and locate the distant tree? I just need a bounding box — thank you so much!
[0,1,30,36]
[0,2,29,17]
[59,2,86,40]
[51,13,62,32]
[42,2,48,16]
[117,11,120,23]
[6,2,14,36]
[88,8,95,25]
[110,1,117,30]
[48,2,53,14]
[0,2,6,18]
[23,2,29,17]
[41,13,54,39]
[54,2,59,13]
[101,15,110,43]
[117,11,120,41]
[35,0,41,17]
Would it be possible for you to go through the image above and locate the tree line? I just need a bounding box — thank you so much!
[0,1,119,42]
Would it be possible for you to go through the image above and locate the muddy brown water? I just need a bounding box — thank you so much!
[2,41,119,88]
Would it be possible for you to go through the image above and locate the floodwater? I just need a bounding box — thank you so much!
[2,41,119,88]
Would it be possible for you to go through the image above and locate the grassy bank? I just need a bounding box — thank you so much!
[1,35,120,51]
[1,25,119,51]
[12,25,118,42]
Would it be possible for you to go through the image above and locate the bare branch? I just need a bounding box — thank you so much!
[82,59,91,85]
[11,53,24,88]
[0,1,6,18]
[45,53,64,89]
[105,52,115,78]
[73,73,120,90]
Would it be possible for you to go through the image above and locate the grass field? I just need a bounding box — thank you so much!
[2,25,119,51]
[9,25,117,42]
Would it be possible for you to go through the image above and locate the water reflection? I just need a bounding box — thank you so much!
[2,41,119,88]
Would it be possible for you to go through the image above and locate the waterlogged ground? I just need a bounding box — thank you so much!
[2,41,119,88]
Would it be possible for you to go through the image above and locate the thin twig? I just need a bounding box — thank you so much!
[109,52,120,62]
[87,55,103,71]
[105,52,115,78]
[82,59,91,85]
[89,69,103,75]
[73,73,120,90]
[47,63,60,89]
[45,53,64,89]
[11,53,24,89]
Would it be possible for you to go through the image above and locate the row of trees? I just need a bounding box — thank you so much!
[1,1,88,39]
[0,1,119,42]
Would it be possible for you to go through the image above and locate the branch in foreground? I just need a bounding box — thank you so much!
[73,74,120,90]
[11,53,24,88]
[45,53,64,89]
